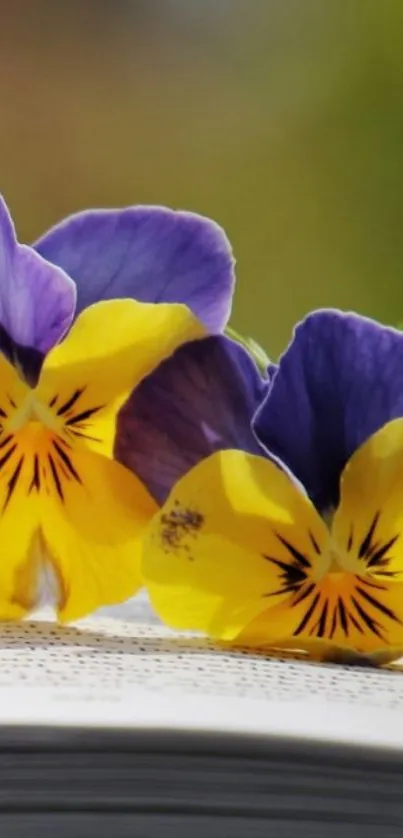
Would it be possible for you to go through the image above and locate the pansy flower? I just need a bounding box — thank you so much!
[142,310,403,662]
[0,196,234,621]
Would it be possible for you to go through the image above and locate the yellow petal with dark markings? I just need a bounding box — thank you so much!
[0,422,40,617]
[143,449,328,639]
[0,300,198,621]
[237,572,403,653]
[333,418,403,580]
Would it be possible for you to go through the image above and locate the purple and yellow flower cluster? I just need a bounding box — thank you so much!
[0,197,230,620]
[2,194,403,664]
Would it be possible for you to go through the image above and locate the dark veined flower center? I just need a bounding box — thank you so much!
[262,513,401,643]
[0,387,104,509]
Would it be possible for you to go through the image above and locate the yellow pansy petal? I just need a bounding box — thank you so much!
[36,299,205,457]
[236,574,403,654]
[0,425,41,615]
[0,359,40,616]
[40,447,157,622]
[332,418,403,580]
[143,449,328,639]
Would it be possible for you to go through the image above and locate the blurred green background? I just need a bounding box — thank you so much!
[2,0,403,358]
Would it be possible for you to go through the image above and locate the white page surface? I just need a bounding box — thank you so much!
[0,593,402,751]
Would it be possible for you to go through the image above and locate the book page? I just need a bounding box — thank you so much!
[0,592,403,752]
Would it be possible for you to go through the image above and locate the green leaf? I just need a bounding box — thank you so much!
[225,325,270,373]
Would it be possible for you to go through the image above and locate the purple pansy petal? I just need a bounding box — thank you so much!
[35,207,235,332]
[0,198,76,385]
[115,335,268,504]
[254,309,403,514]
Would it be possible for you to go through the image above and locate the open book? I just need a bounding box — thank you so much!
[1,593,403,837]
